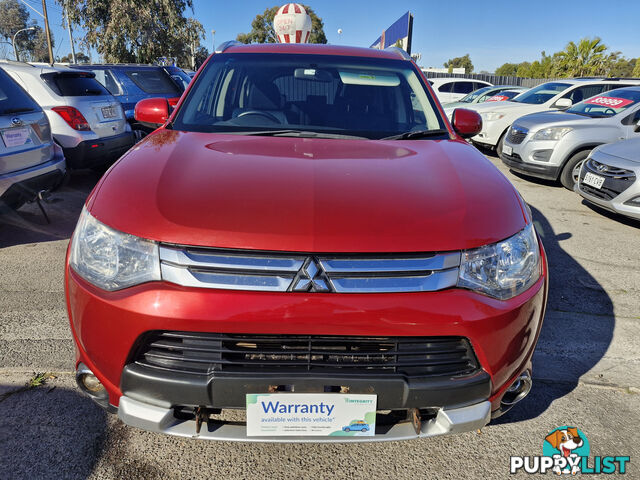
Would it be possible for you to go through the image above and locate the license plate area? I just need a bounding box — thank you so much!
[1,127,30,148]
[583,172,605,189]
[502,144,513,156]
[101,106,117,119]
[246,393,377,437]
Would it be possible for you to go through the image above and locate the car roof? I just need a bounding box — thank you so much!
[221,42,408,60]
[68,64,168,69]
[426,77,491,84]
[0,60,84,76]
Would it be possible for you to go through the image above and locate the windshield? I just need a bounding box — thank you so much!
[167,68,191,91]
[512,82,571,105]
[459,86,494,103]
[41,71,110,97]
[124,69,181,95]
[172,53,446,139]
[567,88,640,117]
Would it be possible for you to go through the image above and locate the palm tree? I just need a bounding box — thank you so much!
[555,37,615,77]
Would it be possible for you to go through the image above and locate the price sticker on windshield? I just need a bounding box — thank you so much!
[487,95,508,102]
[585,96,634,108]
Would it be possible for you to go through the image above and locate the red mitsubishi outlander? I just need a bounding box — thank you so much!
[66,43,547,442]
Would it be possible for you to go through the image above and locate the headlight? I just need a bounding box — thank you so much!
[70,207,160,291]
[458,224,541,300]
[532,127,572,141]
[483,112,505,122]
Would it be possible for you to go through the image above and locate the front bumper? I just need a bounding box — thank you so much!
[471,119,508,148]
[62,131,134,169]
[66,244,548,441]
[576,177,640,220]
[500,151,560,180]
[117,395,491,442]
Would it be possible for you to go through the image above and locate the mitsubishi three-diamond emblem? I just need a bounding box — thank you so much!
[290,257,332,292]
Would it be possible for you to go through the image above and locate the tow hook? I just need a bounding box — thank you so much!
[409,408,422,435]
[193,406,222,435]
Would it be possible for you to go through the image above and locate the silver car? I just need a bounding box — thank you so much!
[0,61,133,170]
[500,86,640,189]
[0,66,65,211]
[575,138,640,220]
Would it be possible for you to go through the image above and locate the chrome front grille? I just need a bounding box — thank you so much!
[507,125,528,145]
[159,245,460,293]
[579,158,636,200]
[585,158,635,179]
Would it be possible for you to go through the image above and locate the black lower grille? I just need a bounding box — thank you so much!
[133,332,480,379]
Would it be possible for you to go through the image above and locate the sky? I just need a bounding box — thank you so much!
[25,0,640,72]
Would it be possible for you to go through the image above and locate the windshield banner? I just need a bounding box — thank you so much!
[584,96,634,108]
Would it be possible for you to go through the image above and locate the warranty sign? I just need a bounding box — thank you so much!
[246,393,377,437]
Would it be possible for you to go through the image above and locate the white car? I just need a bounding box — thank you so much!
[467,79,640,156]
[424,76,492,104]
[0,61,134,169]
[576,138,640,220]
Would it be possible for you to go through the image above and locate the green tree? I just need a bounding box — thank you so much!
[62,0,196,64]
[236,5,327,44]
[634,60,640,78]
[0,0,52,62]
[178,17,206,69]
[608,57,636,77]
[443,53,473,73]
[555,37,616,77]
[59,51,90,63]
[495,63,518,76]
[516,61,531,78]
[23,27,54,62]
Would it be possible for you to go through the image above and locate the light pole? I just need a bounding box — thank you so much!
[12,26,36,62]
[211,30,215,52]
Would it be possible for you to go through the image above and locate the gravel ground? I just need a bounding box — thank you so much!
[1,154,638,479]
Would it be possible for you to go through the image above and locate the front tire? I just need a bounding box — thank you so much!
[560,150,590,190]
[496,131,507,158]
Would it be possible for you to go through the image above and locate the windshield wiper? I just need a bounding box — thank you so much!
[382,129,450,140]
[233,129,368,139]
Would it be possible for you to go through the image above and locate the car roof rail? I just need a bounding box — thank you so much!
[384,46,412,61]
[215,41,243,54]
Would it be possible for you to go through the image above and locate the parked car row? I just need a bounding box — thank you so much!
[0,60,193,212]
[0,66,65,210]
[451,77,640,221]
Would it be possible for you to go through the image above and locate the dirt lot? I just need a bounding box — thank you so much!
[1,153,639,479]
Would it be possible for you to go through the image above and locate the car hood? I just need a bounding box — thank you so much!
[593,138,640,164]
[512,111,593,130]
[88,130,527,253]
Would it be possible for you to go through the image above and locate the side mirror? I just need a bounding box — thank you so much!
[452,108,482,139]
[554,98,573,110]
[134,97,170,128]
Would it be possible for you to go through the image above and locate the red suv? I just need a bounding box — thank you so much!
[66,43,547,442]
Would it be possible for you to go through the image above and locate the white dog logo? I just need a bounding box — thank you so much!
[545,427,584,475]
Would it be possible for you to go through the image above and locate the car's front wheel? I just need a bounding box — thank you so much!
[496,131,507,158]
[560,150,590,190]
